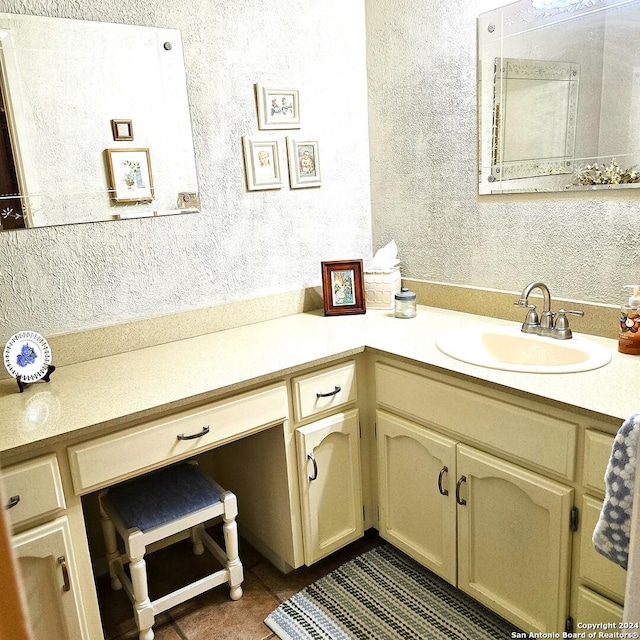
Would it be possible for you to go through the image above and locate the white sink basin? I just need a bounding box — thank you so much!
[436,325,612,373]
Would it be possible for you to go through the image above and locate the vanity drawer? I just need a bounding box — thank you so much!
[584,429,614,496]
[375,363,577,479]
[68,383,288,494]
[579,495,625,604]
[292,361,357,422]
[1,454,65,528]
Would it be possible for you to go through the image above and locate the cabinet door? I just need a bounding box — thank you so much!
[456,445,573,633]
[296,409,363,565]
[377,410,457,584]
[12,516,89,640]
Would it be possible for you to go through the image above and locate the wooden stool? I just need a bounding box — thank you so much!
[99,462,243,640]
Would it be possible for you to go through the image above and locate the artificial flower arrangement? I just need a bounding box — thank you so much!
[572,158,640,186]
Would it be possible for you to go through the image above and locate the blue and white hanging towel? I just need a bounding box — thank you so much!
[593,412,640,570]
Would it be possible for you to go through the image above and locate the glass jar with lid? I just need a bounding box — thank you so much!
[394,287,416,318]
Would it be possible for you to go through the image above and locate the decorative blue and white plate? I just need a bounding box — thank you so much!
[3,331,52,383]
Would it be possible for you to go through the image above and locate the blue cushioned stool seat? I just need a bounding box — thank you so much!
[99,461,244,640]
[108,462,221,532]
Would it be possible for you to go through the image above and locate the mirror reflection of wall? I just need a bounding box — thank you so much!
[478,0,640,195]
[492,58,579,183]
[0,13,199,231]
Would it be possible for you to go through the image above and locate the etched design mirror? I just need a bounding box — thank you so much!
[0,13,199,230]
[478,0,640,194]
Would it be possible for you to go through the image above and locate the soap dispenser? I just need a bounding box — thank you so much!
[619,285,640,354]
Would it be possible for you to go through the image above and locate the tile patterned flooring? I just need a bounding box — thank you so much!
[97,528,383,640]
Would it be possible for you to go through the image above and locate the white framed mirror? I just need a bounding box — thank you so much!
[0,13,199,231]
[478,0,640,194]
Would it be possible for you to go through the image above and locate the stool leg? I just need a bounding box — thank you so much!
[221,492,243,601]
[190,524,205,556]
[98,493,122,591]
[130,554,155,640]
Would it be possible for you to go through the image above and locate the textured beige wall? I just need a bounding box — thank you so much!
[0,0,372,343]
[366,0,640,308]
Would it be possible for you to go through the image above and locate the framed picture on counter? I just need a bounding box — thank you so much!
[321,259,366,316]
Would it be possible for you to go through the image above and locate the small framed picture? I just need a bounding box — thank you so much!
[111,119,134,141]
[321,260,366,316]
[255,84,301,130]
[105,148,154,203]
[287,137,321,188]
[242,136,283,190]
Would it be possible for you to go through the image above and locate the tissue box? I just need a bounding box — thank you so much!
[364,268,401,309]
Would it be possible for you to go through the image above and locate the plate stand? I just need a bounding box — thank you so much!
[16,364,56,393]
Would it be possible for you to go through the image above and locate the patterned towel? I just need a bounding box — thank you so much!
[593,413,640,570]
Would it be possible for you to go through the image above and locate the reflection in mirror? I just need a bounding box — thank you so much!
[0,13,199,230]
[478,0,640,195]
[492,58,579,181]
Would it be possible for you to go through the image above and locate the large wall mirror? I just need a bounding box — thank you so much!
[0,13,199,231]
[478,0,640,195]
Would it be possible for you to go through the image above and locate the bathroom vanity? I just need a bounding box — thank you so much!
[0,306,635,637]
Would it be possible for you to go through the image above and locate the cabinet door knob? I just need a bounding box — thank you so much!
[307,453,318,481]
[6,495,20,509]
[58,556,71,592]
[455,475,467,506]
[437,466,449,496]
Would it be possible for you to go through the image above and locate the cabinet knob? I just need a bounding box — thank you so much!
[6,495,20,509]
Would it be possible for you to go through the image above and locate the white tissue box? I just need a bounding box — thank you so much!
[364,268,401,309]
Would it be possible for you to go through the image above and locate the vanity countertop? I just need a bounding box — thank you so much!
[0,305,635,458]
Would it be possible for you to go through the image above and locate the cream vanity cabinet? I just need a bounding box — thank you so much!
[375,360,577,634]
[292,361,364,565]
[574,430,625,624]
[2,454,91,639]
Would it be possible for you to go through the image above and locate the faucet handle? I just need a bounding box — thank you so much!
[555,309,584,338]
[556,309,584,323]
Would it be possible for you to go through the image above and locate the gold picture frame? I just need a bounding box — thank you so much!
[105,148,154,203]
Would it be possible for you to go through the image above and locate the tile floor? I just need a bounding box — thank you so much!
[97,527,384,640]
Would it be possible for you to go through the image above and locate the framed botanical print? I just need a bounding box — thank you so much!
[321,260,366,316]
[255,84,301,130]
[105,148,153,203]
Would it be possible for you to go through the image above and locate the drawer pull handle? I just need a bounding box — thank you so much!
[455,475,467,506]
[316,385,341,398]
[58,556,71,592]
[6,495,20,509]
[177,425,210,441]
[308,453,318,481]
[437,467,449,496]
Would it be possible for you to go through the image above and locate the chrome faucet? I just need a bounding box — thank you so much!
[514,281,584,339]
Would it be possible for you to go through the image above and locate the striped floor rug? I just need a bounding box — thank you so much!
[265,544,522,640]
